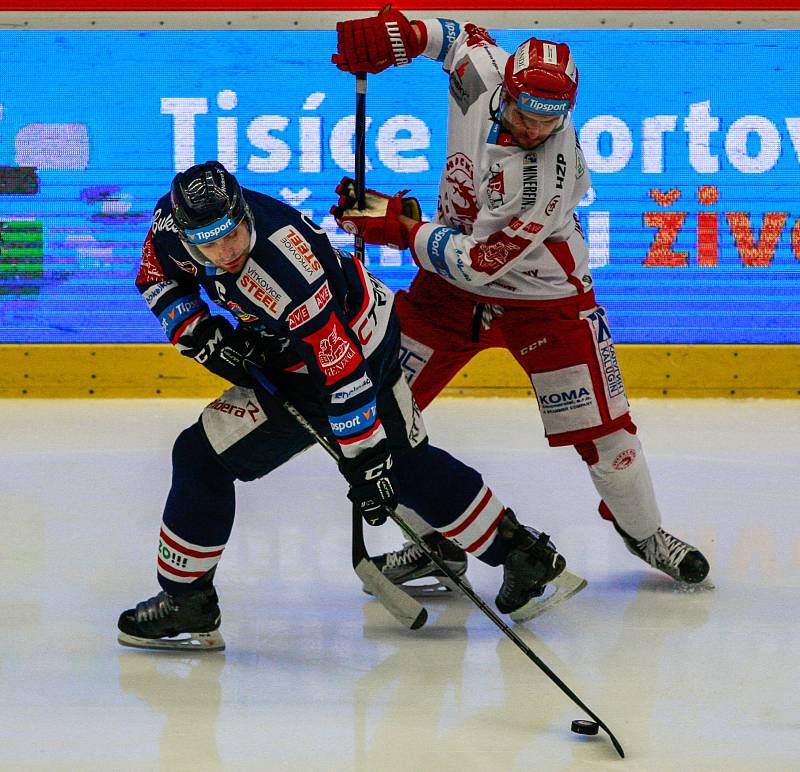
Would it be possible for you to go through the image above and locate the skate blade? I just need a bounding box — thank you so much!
[676,578,715,592]
[117,630,225,651]
[510,569,588,623]
[362,573,472,598]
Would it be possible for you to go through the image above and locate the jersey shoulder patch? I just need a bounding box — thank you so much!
[449,55,488,116]
[267,224,324,284]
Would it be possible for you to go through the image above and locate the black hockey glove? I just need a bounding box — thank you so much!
[179,316,265,389]
[338,440,398,527]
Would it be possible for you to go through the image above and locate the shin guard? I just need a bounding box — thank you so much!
[576,427,661,541]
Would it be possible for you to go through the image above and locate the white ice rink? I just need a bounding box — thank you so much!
[2,397,799,771]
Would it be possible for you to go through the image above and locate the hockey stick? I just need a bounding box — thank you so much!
[247,364,427,631]
[345,75,623,755]
[248,372,622,758]
[354,72,368,258]
[378,511,624,758]
[350,70,378,614]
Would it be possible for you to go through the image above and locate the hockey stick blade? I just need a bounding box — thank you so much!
[509,569,587,623]
[354,557,427,630]
[352,507,427,630]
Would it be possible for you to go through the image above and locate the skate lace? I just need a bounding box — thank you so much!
[134,591,177,623]
[480,304,505,331]
[385,541,424,569]
[638,528,690,569]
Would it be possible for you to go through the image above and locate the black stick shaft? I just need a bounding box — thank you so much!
[354,72,367,261]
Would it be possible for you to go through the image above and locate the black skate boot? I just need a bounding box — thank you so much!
[620,527,710,584]
[117,572,224,651]
[366,532,470,596]
[495,510,575,622]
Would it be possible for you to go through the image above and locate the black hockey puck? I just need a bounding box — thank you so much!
[571,719,600,735]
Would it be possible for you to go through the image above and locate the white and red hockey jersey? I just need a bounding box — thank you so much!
[409,20,593,304]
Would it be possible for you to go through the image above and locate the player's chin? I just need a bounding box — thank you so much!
[220,255,247,273]
[517,136,544,150]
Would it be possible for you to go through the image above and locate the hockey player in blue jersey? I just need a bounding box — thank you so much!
[117,161,577,650]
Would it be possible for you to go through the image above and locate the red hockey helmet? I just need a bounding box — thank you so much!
[503,38,578,125]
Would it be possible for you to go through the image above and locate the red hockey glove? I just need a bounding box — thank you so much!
[331,176,421,250]
[332,7,425,75]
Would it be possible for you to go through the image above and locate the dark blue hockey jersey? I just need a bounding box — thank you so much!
[136,188,394,460]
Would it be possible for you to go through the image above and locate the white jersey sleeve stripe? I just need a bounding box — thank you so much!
[419,18,461,63]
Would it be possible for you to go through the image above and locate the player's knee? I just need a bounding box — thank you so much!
[593,429,643,476]
[172,423,234,490]
[575,426,643,476]
[392,444,484,525]
[574,441,599,465]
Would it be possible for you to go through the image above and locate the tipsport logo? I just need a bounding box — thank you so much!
[518,94,569,115]
[185,216,236,244]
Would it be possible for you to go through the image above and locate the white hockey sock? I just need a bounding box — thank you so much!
[583,429,661,541]
[157,523,226,585]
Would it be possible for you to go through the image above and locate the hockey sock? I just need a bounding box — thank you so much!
[158,423,236,595]
[394,444,511,566]
[576,427,661,541]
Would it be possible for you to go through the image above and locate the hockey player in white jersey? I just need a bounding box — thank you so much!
[331,8,710,592]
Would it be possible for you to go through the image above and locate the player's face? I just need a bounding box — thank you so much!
[195,221,251,273]
[502,102,561,149]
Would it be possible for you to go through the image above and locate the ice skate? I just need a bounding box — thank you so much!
[495,510,587,623]
[365,531,471,596]
[620,526,709,584]
[117,575,224,651]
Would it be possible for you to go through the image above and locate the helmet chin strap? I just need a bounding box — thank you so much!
[488,86,505,127]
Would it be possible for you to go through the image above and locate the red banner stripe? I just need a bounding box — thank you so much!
[3,2,799,10]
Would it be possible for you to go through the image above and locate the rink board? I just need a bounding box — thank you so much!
[0,343,797,398]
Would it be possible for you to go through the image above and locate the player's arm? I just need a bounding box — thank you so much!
[137,228,260,388]
[333,162,571,288]
[407,144,582,285]
[405,207,559,288]
[331,173,553,287]
[281,254,395,526]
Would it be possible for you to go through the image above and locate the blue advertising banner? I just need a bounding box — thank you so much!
[1,29,799,343]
